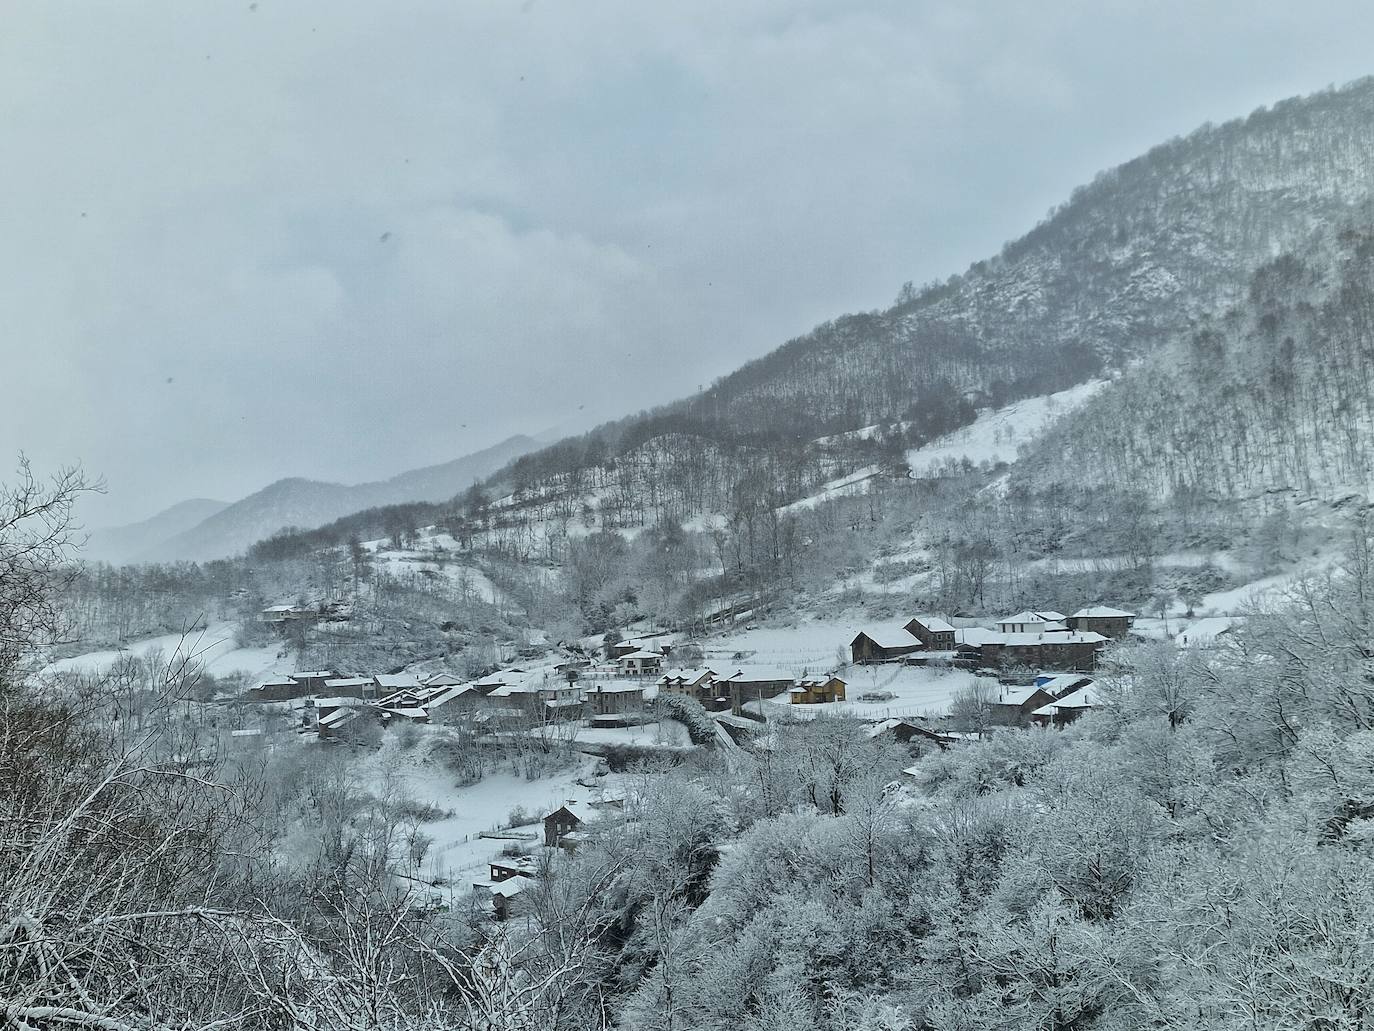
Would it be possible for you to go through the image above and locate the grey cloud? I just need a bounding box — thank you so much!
[3,0,1374,524]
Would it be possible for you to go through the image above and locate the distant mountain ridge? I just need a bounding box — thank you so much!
[85,498,230,565]
[102,435,540,563]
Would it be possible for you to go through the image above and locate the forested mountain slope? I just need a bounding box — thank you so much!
[1015,223,1374,503]
[491,78,1374,527]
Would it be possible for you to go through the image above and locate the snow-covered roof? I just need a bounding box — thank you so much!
[1035,673,1094,695]
[375,673,422,689]
[488,681,540,697]
[545,801,601,824]
[657,666,717,685]
[254,674,297,688]
[318,708,360,729]
[423,672,463,687]
[995,685,1049,706]
[588,683,645,694]
[293,670,334,679]
[722,667,796,685]
[853,625,922,650]
[865,717,904,738]
[309,696,366,710]
[424,684,477,708]
[996,611,1068,630]
[474,668,528,688]
[1031,685,1097,717]
[955,626,1003,647]
[324,677,373,689]
[620,649,664,661]
[910,615,956,633]
[993,631,1105,647]
[1175,617,1241,648]
[1070,606,1135,619]
[964,630,1107,648]
[797,673,843,687]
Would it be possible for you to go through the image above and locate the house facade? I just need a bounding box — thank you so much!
[656,667,719,704]
[1067,607,1135,639]
[1030,684,1097,726]
[994,611,1068,635]
[976,632,1105,672]
[249,674,305,701]
[618,650,664,676]
[585,683,646,716]
[724,669,796,713]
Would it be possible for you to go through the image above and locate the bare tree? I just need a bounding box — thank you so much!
[0,455,98,683]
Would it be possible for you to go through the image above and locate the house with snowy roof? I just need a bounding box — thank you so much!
[657,667,720,703]
[721,667,797,713]
[471,875,529,921]
[488,674,584,718]
[323,675,377,699]
[543,801,605,850]
[617,649,664,676]
[1067,606,1136,639]
[423,671,464,688]
[1030,683,1099,727]
[373,672,423,692]
[904,615,957,651]
[249,674,305,701]
[790,673,847,705]
[989,683,1060,722]
[850,625,923,664]
[290,670,339,694]
[471,668,529,695]
[584,682,647,718]
[1175,616,1241,649]
[995,611,1069,634]
[976,630,1107,672]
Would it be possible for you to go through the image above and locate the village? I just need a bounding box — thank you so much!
[234,598,1216,921]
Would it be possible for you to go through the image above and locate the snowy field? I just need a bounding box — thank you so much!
[42,620,282,682]
[906,380,1107,473]
[352,736,630,899]
[362,533,504,605]
[697,616,979,718]
[781,466,882,513]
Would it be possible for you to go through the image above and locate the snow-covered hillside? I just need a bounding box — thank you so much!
[906,380,1108,474]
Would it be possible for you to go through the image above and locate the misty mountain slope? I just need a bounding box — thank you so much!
[149,435,539,562]
[1012,224,1374,503]
[489,77,1374,529]
[85,498,229,565]
[668,78,1374,436]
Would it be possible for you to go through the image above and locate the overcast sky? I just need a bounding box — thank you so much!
[4,1,1374,526]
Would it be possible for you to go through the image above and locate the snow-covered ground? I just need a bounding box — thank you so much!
[351,736,629,900]
[780,466,882,513]
[576,721,692,746]
[42,620,282,682]
[696,616,977,717]
[906,380,1108,474]
[789,664,987,720]
[362,533,504,605]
